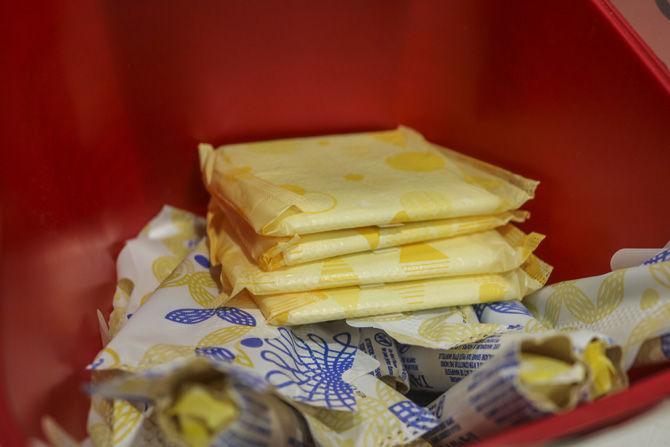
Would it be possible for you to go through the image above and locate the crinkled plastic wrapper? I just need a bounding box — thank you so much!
[422,334,627,446]
[208,205,544,296]
[358,328,410,393]
[524,259,670,368]
[199,126,537,236]
[108,206,205,338]
[88,208,438,446]
[252,255,551,326]
[215,195,529,270]
[92,359,438,447]
[94,240,379,411]
[92,360,315,447]
[400,329,626,394]
[347,305,510,351]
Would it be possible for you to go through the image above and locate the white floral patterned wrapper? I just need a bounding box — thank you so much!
[93,239,375,412]
[87,206,206,447]
[108,206,205,337]
[93,359,438,447]
[421,333,626,446]
[199,126,537,237]
[347,306,509,351]
[91,359,315,447]
[473,300,539,327]
[397,331,613,393]
[294,373,437,447]
[524,258,670,368]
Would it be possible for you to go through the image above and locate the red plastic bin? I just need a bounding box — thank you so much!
[1,1,669,445]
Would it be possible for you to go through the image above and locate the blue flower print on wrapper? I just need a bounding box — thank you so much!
[89,358,104,370]
[194,254,211,269]
[258,327,357,411]
[195,346,236,363]
[474,301,532,320]
[165,306,256,326]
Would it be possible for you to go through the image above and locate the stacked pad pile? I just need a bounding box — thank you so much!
[199,126,551,325]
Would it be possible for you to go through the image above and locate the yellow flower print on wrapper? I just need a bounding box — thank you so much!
[199,126,538,236]
[253,255,552,326]
[109,278,135,337]
[296,375,429,447]
[112,400,143,445]
[137,324,254,371]
[523,260,670,368]
[158,257,227,309]
[208,207,545,297]
[417,313,502,344]
[540,271,625,327]
[212,195,529,271]
[640,288,660,309]
[151,208,206,282]
[385,151,446,172]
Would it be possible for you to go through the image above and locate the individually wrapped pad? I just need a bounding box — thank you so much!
[524,259,670,368]
[208,206,544,296]
[214,196,529,270]
[252,255,552,325]
[199,126,537,236]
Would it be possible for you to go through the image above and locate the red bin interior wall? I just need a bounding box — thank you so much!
[1,0,669,443]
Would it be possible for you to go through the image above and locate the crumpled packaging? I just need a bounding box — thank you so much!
[215,194,529,270]
[86,396,175,447]
[208,205,544,296]
[91,360,315,447]
[93,359,438,447]
[292,373,438,447]
[88,209,438,446]
[347,306,511,351]
[633,248,670,368]
[108,206,205,337]
[399,329,626,394]
[199,126,537,237]
[93,239,379,413]
[85,207,205,447]
[358,328,410,393]
[523,259,670,368]
[252,255,551,326]
[474,300,540,327]
[421,334,627,446]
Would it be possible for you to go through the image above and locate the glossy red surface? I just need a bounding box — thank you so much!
[1,0,669,444]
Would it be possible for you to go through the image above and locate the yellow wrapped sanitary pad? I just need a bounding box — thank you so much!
[199,126,537,236]
[215,196,529,270]
[251,255,552,325]
[207,206,545,296]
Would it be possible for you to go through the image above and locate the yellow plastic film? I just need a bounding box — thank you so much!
[252,255,552,326]
[167,385,238,447]
[213,196,529,270]
[199,126,538,236]
[582,340,619,398]
[208,206,545,296]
